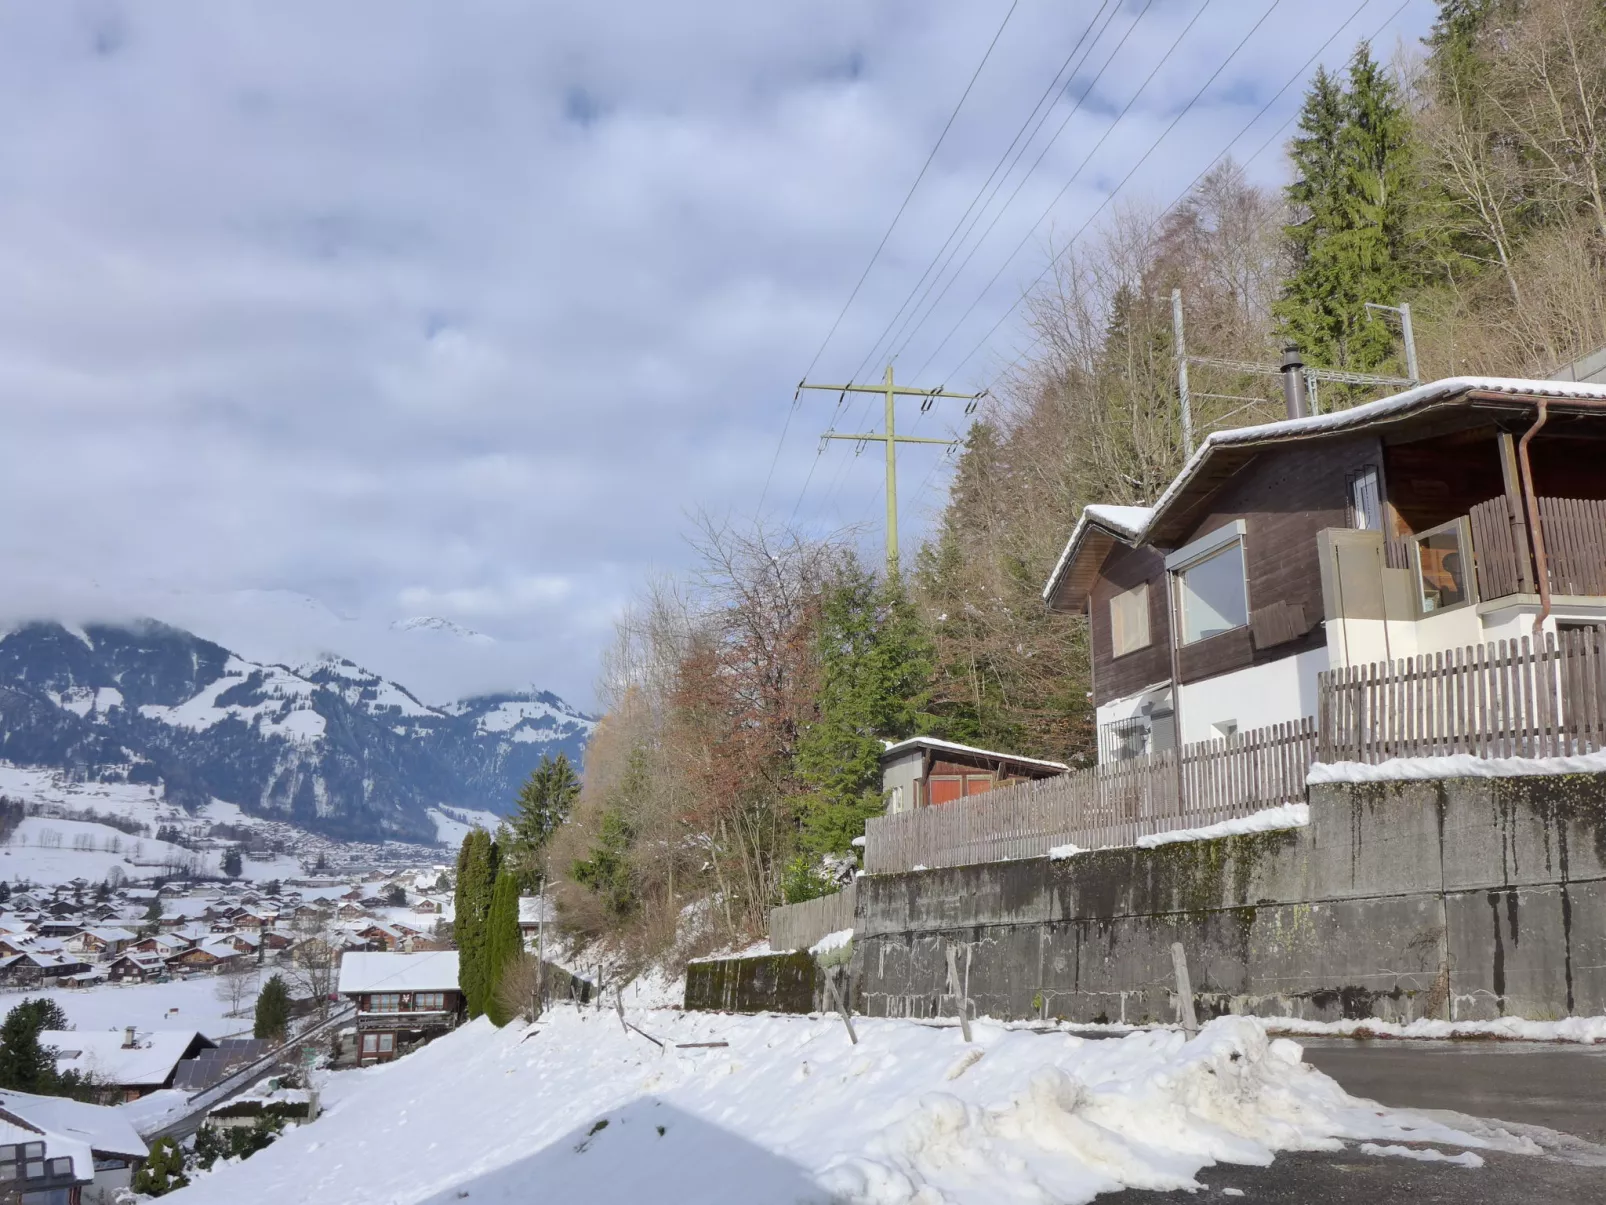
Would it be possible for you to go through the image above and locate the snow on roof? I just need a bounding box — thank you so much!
[0,1088,146,1159]
[0,1109,91,1181]
[878,736,1068,773]
[42,1030,208,1087]
[1043,375,1606,603]
[1080,504,1153,539]
[337,950,459,994]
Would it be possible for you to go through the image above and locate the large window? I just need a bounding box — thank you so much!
[1177,541,1249,644]
[1109,583,1150,656]
[368,993,401,1013]
[414,992,445,1011]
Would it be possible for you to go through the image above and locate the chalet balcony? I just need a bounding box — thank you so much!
[355,1008,455,1031]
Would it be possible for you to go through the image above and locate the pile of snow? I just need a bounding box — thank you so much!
[809,928,853,956]
[173,1010,1525,1205]
[1048,843,1085,860]
[1264,1014,1606,1044]
[1309,750,1606,783]
[1135,802,1309,848]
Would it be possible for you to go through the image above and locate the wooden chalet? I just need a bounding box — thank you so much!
[1043,375,1606,759]
[336,951,463,1064]
[878,737,1068,812]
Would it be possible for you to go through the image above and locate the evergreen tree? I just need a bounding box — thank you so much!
[1276,44,1421,381]
[453,829,500,1019]
[482,870,522,1026]
[794,563,935,857]
[509,753,581,889]
[0,999,85,1098]
[132,1136,189,1196]
[0,881,11,904]
[570,805,638,920]
[253,974,292,1042]
[222,846,243,878]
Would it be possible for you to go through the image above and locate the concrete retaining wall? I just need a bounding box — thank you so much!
[854,774,1606,1024]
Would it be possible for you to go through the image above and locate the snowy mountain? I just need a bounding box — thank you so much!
[0,620,594,843]
[389,615,496,644]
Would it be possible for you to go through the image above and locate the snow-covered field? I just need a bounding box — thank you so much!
[170,1010,1528,1205]
[1,975,251,1041]
[427,806,503,847]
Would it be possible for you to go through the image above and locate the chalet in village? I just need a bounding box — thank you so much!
[1042,375,1606,762]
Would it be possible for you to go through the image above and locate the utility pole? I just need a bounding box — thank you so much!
[800,364,983,572]
[1172,289,1193,456]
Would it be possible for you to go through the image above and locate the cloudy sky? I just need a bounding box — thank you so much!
[0,0,1434,708]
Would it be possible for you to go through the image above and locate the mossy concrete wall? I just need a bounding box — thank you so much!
[854,774,1606,1024]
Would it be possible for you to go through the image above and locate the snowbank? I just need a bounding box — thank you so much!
[1308,750,1606,784]
[1134,803,1309,848]
[170,1010,1523,1205]
[1263,1014,1606,1044]
[809,929,853,956]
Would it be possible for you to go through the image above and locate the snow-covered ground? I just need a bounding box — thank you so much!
[170,1010,1531,1205]
[427,806,503,847]
[1,975,252,1041]
[1264,1014,1606,1045]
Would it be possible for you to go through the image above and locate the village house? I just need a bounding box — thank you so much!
[41,1028,215,1102]
[106,951,168,983]
[878,737,1069,812]
[1043,375,1606,759]
[63,928,136,962]
[336,950,463,1065]
[0,1087,148,1204]
[0,951,91,989]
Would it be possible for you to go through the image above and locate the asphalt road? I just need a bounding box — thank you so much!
[1103,1038,1606,1204]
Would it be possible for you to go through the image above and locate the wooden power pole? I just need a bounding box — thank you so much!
[799,364,983,572]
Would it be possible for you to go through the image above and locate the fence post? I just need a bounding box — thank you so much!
[1170,942,1198,1036]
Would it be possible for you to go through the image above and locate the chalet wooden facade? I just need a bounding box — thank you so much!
[878,737,1069,812]
[336,951,463,1065]
[1044,377,1606,759]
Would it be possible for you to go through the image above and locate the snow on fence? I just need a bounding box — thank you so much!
[1317,626,1606,762]
[768,882,857,952]
[862,720,1316,875]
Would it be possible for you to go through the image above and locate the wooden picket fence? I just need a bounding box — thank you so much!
[1318,626,1606,762]
[769,883,857,952]
[862,720,1316,875]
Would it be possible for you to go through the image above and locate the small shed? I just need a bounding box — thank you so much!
[879,737,1068,813]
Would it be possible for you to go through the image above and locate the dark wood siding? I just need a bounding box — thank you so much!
[1089,542,1171,705]
[1172,434,1382,685]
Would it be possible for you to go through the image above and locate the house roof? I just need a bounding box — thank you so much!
[42,1030,211,1087]
[1043,375,1606,608]
[337,950,459,994]
[878,736,1069,773]
[0,1088,146,1159]
[0,1108,92,1182]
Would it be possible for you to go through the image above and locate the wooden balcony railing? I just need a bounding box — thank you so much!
[1469,495,1606,601]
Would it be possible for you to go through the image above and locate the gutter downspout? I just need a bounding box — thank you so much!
[1516,399,1551,636]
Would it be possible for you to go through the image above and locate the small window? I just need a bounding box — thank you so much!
[415,991,444,1010]
[1109,584,1151,656]
[361,1033,378,1054]
[22,1146,42,1161]
[1414,519,1475,613]
[24,1161,43,1180]
[1177,541,1249,644]
[1348,466,1382,531]
[46,1159,70,1179]
[370,992,400,1013]
[378,1033,395,1053]
[0,1161,16,1182]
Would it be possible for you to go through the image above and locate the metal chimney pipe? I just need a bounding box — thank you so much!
[1281,346,1308,420]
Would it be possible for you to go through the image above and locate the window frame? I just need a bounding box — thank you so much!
[1173,539,1250,646]
[1411,516,1478,616]
[1108,582,1151,658]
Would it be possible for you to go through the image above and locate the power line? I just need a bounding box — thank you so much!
[761,0,1020,518]
[840,0,1121,387]
[904,0,1401,518]
[912,0,1283,385]
[956,0,1406,399]
[819,0,1174,514]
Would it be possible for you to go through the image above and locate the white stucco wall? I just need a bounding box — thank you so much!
[1176,646,1327,745]
[880,749,923,814]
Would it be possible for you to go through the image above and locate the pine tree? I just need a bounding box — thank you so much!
[509,753,580,889]
[453,829,500,1019]
[1276,44,1421,380]
[222,846,243,878]
[482,870,522,1026]
[794,563,935,857]
[253,974,292,1042]
[570,801,638,920]
[132,1136,189,1196]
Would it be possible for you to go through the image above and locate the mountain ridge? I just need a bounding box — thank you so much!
[0,619,593,843]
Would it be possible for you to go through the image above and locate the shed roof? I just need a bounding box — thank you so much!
[878,736,1068,773]
[337,950,459,994]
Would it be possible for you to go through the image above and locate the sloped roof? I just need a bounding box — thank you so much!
[42,1030,211,1088]
[338,950,459,994]
[0,1088,146,1159]
[879,736,1068,773]
[1043,376,1606,608]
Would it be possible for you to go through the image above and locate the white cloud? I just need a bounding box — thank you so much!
[0,0,1435,707]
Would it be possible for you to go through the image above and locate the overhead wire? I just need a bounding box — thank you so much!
[904,0,1408,516]
[763,0,1021,519]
